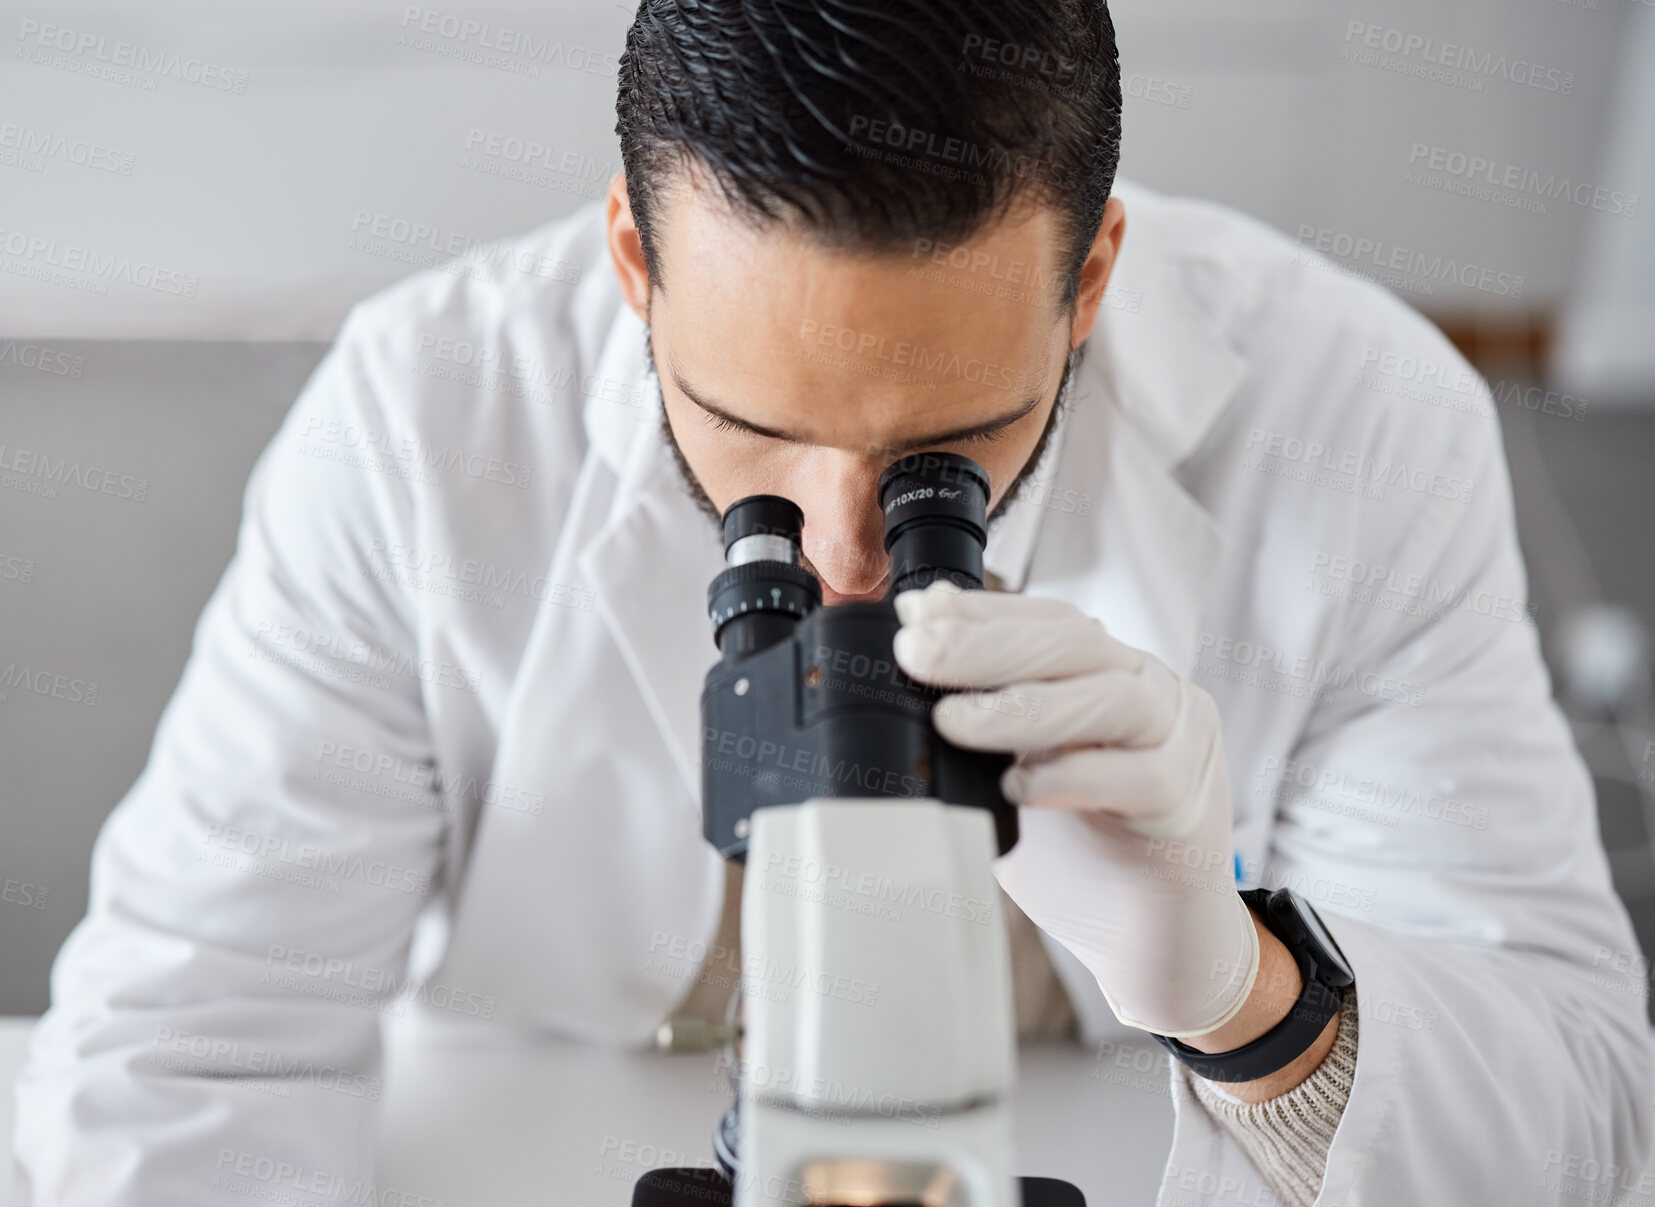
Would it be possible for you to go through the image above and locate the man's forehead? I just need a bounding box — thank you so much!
[652,172,1068,309]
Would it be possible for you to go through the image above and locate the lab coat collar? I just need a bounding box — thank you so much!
[1023,181,1250,668]
[578,432,725,796]
[580,302,656,475]
[1102,177,1250,466]
[970,180,1252,602]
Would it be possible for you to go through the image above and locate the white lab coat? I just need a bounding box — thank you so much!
[14,179,1652,1205]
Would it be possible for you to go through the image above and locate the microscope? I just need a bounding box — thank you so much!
[633,453,1086,1207]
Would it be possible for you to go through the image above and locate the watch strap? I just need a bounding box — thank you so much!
[1152,889,1345,1083]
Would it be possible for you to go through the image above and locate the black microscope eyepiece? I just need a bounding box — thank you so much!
[721,495,805,563]
[878,452,992,595]
[707,495,819,659]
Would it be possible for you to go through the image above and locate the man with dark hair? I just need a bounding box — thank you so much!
[15,1,1651,1204]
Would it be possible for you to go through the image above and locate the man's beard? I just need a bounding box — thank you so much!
[644,328,1084,536]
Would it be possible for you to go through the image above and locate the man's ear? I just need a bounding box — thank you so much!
[1067,195,1127,351]
[606,173,651,323]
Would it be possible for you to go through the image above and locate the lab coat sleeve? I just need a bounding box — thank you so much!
[1163,357,1654,1205]
[13,305,449,1206]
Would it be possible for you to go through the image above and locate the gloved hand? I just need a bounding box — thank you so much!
[893,580,1259,1039]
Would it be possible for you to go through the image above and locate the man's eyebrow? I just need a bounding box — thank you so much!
[671,370,1041,454]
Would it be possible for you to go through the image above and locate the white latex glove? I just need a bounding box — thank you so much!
[893,580,1259,1039]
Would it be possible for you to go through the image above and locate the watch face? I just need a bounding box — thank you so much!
[1282,890,1356,987]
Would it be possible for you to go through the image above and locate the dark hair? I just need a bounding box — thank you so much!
[616,0,1123,312]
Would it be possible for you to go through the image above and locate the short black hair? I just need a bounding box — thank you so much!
[616,0,1123,312]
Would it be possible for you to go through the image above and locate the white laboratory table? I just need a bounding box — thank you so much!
[1,1015,1174,1206]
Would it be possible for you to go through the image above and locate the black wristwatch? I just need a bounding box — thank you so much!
[1152,888,1355,1083]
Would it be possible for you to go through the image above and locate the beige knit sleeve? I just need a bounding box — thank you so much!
[1180,988,1360,1207]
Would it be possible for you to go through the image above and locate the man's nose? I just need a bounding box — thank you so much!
[797,457,888,602]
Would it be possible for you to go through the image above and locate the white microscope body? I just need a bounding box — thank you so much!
[735,798,1018,1207]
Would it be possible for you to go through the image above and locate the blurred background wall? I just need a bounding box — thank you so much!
[2,0,1653,1015]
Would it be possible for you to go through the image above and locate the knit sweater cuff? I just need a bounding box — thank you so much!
[1181,988,1359,1207]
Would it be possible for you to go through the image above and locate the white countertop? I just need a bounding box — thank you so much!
[1,1015,1173,1205]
